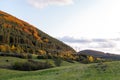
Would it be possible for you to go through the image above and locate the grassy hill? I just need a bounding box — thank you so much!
[0,56,120,80]
[0,10,75,59]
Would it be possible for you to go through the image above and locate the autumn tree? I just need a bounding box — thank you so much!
[88,56,94,62]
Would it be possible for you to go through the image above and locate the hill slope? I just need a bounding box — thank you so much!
[78,49,120,60]
[0,10,75,58]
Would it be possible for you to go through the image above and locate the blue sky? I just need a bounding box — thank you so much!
[1,0,120,54]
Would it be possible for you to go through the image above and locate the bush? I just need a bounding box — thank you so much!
[94,62,108,72]
[37,55,53,59]
[0,52,32,59]
[37,55,46,59]
[65,59,74,63]
[12,60,53,71]
[53,57,62,67]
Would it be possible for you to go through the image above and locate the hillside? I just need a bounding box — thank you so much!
[0,10,75,59]
[78,49,120,60]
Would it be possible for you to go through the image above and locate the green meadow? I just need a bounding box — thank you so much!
[0,56,120,80]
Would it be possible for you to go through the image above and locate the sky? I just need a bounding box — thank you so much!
[0,0,120,54]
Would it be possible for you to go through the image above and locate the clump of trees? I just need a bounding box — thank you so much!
[76,54,103,64]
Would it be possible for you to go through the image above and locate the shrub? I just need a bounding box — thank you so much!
[37,55,53,59]
[94,62,108,72]
[12,60,53,71]
[12,62,24,70]
[53,57,62,67]
[65,59,74,63]
[0,52,32,59]
[27,54,32,59]
[37,55,46,59]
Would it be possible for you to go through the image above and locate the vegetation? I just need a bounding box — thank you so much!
[0,10,76,60]
[12,60,53,71]
[0,57,119,80]
[53,57,62,66]
[0,52,32,59]
[0,10,120,80]
[78,50,120,60]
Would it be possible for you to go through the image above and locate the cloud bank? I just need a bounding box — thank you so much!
[59,36,119,53]
[27,0,74,9]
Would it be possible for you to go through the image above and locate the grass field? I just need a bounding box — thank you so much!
[0,57,120,80]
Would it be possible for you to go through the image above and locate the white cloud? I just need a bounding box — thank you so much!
[27,0,74,9]
[59,36,120,54]
[59,36,113,44]
[59,36,90,43]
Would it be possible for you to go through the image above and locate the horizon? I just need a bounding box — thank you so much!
[0,0,120,54]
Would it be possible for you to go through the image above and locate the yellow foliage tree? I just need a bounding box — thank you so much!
[0,45,10,52]
[88,56,94,62]
[96,58,101,60]
[0,45,7,52]
[11,45,16,51]
[43,39,49,43]
[38,50,46,55]
[16,45,24,53]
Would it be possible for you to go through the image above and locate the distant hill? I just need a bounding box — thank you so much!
[0,10,75,58]
[77,50,120,60]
